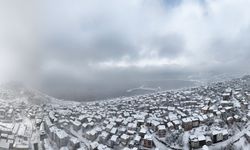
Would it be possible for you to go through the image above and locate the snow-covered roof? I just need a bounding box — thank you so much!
[56,129,68,139]
[139,127,147,134]
[121,134,129,140]
[111,135,118,142]
[144,134,152,140]
[198,135,206,141]
[182,117,192,123]
[134,135,141,141]
[158,125,166,130]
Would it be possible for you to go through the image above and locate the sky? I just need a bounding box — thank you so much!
[0,0,250,100]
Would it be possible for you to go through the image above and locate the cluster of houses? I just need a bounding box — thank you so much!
[0,101,42,150]
[189,128,229,149]
[37,76,250,149]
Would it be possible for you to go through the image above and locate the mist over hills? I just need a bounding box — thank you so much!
[0,73,247,103]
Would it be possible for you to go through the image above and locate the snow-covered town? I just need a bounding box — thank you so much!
[0,75,250,150]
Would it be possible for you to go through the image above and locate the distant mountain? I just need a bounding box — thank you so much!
[0,82,80,105]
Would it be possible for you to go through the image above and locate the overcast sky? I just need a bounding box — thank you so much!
[1,0,250,100]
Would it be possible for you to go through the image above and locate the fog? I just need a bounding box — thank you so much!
[1,0,250,101]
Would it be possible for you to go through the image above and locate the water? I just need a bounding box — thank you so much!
[41,79,198,101]
[123,79,197,97]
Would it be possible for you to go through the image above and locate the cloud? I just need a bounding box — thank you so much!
[1,0,250,100]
